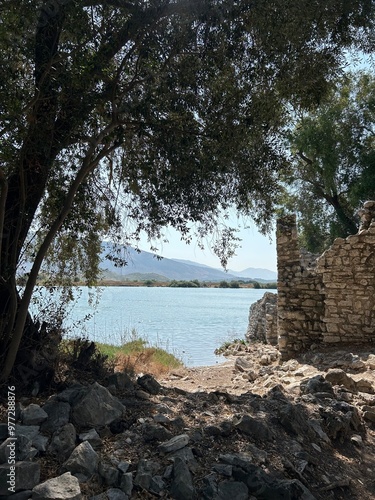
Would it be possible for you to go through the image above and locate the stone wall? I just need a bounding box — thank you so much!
[276,215,324,359]
[246,292,277,344]
[274,201,375,360]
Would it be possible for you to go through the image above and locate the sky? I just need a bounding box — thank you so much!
[137,217,277,272]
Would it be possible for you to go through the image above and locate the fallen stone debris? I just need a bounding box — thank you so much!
[1,343,375,499]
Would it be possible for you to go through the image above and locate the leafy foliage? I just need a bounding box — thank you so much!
[282,71,375,252]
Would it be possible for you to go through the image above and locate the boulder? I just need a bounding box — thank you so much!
[233,415,272,441]
[355,379,374,394]
[231,463,316,500]
[71,383,125,428]
[106,489,128,500]
[33,434,49,452]
[142,423,173,443]
[62,441,99,479]
[321,401,363,440]
[137,374,161,395]
[363,410,375,423]
[119,472,133,496]
[325,369,356,392]
[134,459,161,491]
[49,424,77,462]
[0,461,40,495]
[41,402,71,434]
[278,403,315,440]
[0,434,36,463]
[21,404,48,426]
[300,375,334,396]
[170,457,195,500]
[106,372,133,391]
[32,472,81,500]
[78,429,102,450]
[98,462,120,487]
[234,357,252,373]
[217,481,249,500]
[158,434,189,454]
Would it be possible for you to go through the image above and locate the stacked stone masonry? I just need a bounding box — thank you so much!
[275,201,375,360]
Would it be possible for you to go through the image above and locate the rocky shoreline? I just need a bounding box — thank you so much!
[1,343,375,499]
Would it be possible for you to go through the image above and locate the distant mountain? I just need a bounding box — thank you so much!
[229,267,277,281]
[100,243,277,282]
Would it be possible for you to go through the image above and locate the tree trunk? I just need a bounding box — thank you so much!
[327,194,358,236]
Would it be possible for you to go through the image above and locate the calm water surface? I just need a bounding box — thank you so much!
[64,287,274,366]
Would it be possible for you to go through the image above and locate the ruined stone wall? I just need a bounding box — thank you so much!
[276,216,324,359]
[246,292,277,344]
[317,224,375,345]
[275,201,375,360]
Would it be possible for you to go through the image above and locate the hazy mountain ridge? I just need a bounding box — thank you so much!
[100,244,277,282]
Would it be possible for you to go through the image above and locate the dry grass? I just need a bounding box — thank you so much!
[115,347,182,378]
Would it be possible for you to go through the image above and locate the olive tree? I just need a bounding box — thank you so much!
[0,0,373,381]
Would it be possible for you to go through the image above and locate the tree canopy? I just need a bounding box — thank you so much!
[282,71,375,253]
[0,0,374,381]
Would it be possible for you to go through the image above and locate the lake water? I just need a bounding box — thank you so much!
[63,287,273,367]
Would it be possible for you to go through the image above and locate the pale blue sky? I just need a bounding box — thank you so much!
[137,219,277,272]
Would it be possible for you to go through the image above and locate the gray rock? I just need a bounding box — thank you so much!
[137,374,161,395]
[32,472,81,500]
[233,415,272,441]
[0,435,36,463]
[301,375,334,396]
[78,429,102,450]
[278,403,315,439]
[356,379,374,394]
[167,447,199,472]
[71,383,125,428]
[49,424,77,462]
[219,453,254,469]
[119,472,133,496]
[106,488,128,500]
[142,423,173,442]
[154,403,173,414]
[62,441,99,478]
[0,461,40,495]
[247,443,268,465]
[170,457,195,500]
[134,459,160,491]
[325,369,357,392]
[41,402,71,434]
[149,475,166,495]
[117,462,130,474]
[153,414,170,424]
[201,474,218,499]
[21,404,48,426]
[33,434,49,452]
[363,410,375,423]
[15,425,40,441]
[158,434,189,454]
[56,385,86,405]
[232,463,316,500]
[204,425,222,437]
[308,419,330,443]
[212,464,233,477]
[217,480,248,500]
[234,357,252,372]
[106,372,133,391]
[99,462,120,487]
[321,401,363,440]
